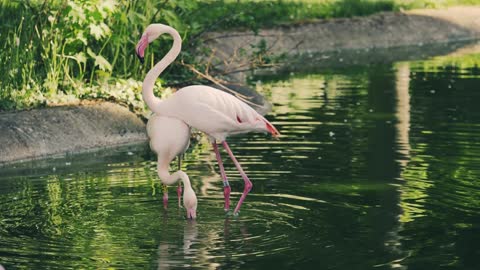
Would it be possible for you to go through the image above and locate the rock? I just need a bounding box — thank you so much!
[0,102,147,165]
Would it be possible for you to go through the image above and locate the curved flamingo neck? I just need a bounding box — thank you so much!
[142,26,182,113]
[157,161,192,189]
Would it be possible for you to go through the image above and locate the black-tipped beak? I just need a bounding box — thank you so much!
[135,34,148,64]
[137,54,144,64]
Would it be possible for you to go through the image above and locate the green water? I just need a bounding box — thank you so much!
[1,45,480,269]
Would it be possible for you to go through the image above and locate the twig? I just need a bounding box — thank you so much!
[180,60,265,109]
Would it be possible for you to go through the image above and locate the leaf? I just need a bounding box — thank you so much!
[91,10,104,21]
[100,0,118,12]
[76,31,88,45]
[87,48,112,71]
[89,23,104,40]
[86,47,97,59]
[99,23,111,37]
[68,1,86,23]
[73,52,87,64]
[94,54,112,72]
[162,9,182,30]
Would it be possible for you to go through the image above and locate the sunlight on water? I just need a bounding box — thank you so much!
[2,44,480,269]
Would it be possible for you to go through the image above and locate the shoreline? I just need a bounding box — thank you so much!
[0,102,147,165]
[205,6,480,80]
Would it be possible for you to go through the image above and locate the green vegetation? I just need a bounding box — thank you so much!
[1,0,480,111]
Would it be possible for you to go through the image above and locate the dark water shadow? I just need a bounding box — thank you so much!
[254,40,480,80]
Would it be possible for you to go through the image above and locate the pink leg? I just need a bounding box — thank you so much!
[212,142,231,211]
[222,141,252,215]
[177,156,183,208]
[162,184,169,209]
[177,184,182,208]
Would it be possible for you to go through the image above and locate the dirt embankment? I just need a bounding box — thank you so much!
[0,102,147,165]
[205,7,480,78]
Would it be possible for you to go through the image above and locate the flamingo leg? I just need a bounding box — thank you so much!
[161,184,169,209]
[177,155,183,208]
[212,142,231,211]
[222,141,252,215]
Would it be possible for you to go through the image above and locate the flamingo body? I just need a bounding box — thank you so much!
[147,115,190,157]
[147,115,197,219]
[156,85,279,142]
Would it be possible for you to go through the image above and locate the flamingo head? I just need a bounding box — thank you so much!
[183,186,197,219]
[135,24,168,63]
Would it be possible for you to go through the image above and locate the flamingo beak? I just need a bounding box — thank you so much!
[135,34,148,64]
[187,208,197,219]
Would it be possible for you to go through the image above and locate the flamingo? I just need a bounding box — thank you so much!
[147,114,197,219]
[136,23,280,215]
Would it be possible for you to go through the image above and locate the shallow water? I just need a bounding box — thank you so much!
[1,46,480,269]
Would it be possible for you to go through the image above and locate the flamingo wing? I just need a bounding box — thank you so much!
[158,85,279,141]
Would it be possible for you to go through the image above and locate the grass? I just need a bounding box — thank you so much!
[1,0,480,112]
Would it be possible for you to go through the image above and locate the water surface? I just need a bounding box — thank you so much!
[1,44,480,269]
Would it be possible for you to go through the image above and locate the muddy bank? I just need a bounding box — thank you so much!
[255,39,480,76]
[0,102,147,165]
[205,7,480,79]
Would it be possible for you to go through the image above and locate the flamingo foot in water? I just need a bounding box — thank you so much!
[233,181,253,215]
[163,193,168,209]
[161,184,169,209]
[222,141,253,215]
[224,185,231,212]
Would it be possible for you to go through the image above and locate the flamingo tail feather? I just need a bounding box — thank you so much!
[263,118,280,137]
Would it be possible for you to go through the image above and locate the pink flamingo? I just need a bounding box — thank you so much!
[147,114,197,219]
[136,24,280,215]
